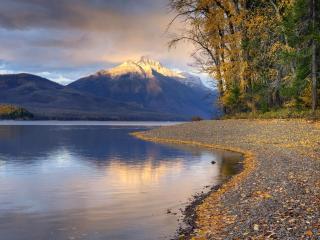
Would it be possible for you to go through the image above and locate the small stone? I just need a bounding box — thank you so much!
[288,218,296,223]
[253,224,259,231]
[305,230,313,236]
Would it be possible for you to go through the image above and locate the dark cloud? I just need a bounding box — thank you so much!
[0,0,195,84]
[0,0,168,30]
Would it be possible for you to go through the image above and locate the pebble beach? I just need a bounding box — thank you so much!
[133,119,320,239]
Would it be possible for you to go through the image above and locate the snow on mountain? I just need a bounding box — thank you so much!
[99,60,147,78]
[97,56,187,79]
[66,56,220,120]
[178,72,206,88]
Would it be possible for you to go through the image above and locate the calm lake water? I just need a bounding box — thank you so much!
[0,122,242,240]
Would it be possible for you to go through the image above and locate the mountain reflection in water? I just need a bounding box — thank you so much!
[0,124,242,240]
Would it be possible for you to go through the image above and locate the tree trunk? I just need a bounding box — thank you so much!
[268,89,274,108]
[312,42,317,112]
[273,68,282,107]
[312,0,317,112]
[274,90,281,107]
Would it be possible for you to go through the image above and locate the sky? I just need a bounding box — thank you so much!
[0,0,200,85]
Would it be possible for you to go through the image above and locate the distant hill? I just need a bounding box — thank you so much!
[0,73,175,120]
[0,58,219,120]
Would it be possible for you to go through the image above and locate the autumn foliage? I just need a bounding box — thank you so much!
[0,104,33,119]
[169,0,320,114]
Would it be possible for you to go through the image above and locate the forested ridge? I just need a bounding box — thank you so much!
[0,105,33,120]
[169,0,320,116]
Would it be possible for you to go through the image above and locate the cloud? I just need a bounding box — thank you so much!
[0,0,196,84]
[0,0,168,30]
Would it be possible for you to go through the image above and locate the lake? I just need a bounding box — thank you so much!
[0,122,242,240]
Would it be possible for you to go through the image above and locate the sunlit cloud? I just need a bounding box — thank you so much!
[0,0,196,84]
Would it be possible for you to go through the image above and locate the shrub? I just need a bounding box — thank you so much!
[191,116,203,121]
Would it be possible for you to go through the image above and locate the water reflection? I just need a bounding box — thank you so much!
[0,124,242,240]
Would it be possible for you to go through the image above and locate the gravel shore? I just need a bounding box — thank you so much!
[133,119,320,239]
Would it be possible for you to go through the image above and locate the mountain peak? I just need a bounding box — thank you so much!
[137,56,162,68]
[100,57,185,79]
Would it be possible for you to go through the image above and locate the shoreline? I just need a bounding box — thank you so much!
[132,132,256,239]
[132,120,320,239]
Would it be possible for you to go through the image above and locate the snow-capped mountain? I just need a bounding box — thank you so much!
[68,57,219,120]
[0,57,219,120]
[97,56,185,79]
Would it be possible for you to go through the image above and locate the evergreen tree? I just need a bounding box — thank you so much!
[169,0,320,115]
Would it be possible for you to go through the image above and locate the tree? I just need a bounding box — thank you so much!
[311,0,318,112]
[168,0,320,115]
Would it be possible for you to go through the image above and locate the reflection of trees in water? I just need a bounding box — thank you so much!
[0,125,243,180]
[0,126,202,166]
[219,154,243,179]
[151,141,243,179]
[0,125,22,139]
[0,125,244,240]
